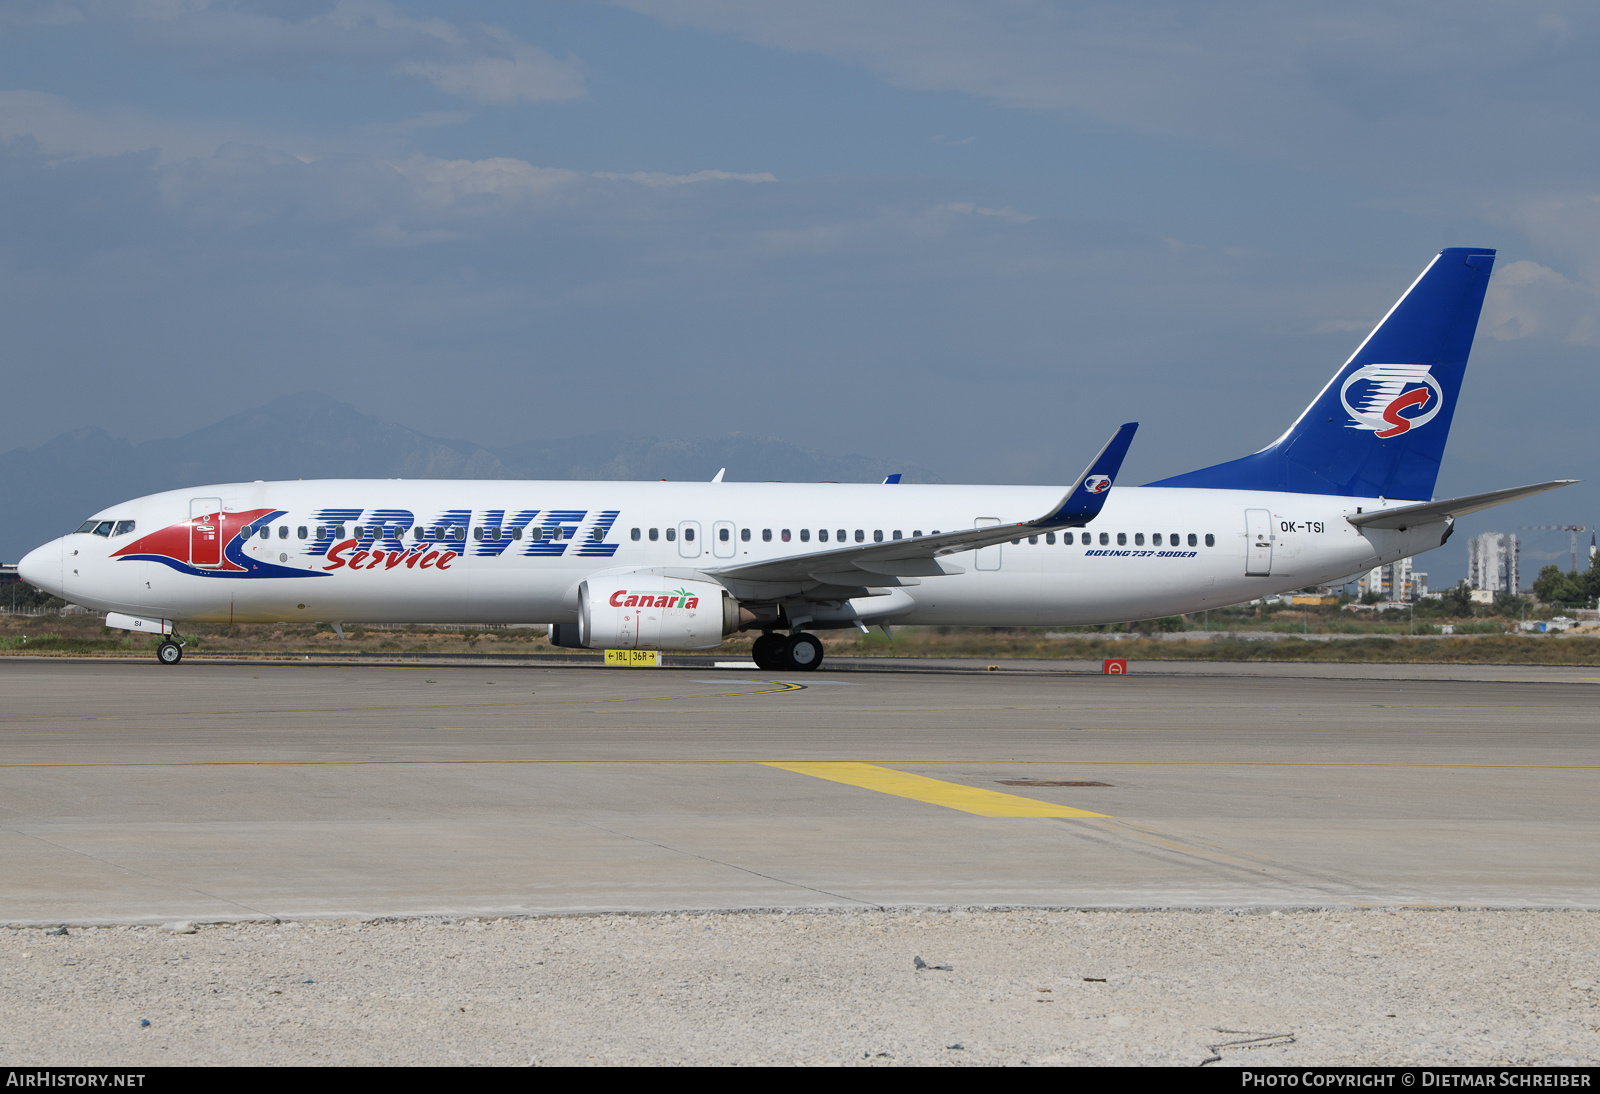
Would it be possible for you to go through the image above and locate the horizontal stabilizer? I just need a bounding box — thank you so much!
[1347,480,1577,530]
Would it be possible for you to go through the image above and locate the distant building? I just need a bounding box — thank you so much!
[1467,533,1519,596]
[1362,557,1422,601]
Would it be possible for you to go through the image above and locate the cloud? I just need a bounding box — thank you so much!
[1480,260,1600,346]
[592,170,776,187]
[20,0,586,106]
[367,111,474,135]
[932,202,1037,224]
[613,0,1600,198]
[0,88,309,162]
[398,26,583,105]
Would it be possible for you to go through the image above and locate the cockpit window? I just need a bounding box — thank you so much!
[113,521,136,536]
[75,520,99,534]
[92,521,114,537]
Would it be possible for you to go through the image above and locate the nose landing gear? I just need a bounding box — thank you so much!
[751,631,824,672]
[156,639,184,665]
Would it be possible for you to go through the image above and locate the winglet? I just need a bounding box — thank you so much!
[882,473,902,484]
[1039,423,1138,527]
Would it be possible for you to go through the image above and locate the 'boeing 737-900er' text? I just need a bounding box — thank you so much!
[18,248,1575,670]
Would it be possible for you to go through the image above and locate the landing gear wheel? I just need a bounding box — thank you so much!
[156,640,183,665]
[751,633,783,670]
[784,632,824,672]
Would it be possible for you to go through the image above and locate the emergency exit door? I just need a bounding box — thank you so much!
[973,517,1002,570]
[190,497,223,568]
[1245,508,1273,576]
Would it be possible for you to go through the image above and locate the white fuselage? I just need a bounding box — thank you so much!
[23,479,1444,632]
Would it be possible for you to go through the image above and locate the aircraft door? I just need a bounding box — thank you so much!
[1245,508,1273,576]
[712,520,736,559]
[190,497,224,568]
[678,521,702,559]
[973,517,1001,571]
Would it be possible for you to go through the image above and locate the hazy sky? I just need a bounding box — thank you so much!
[2,1,1597,571]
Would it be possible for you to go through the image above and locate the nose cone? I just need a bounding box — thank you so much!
[17,538,64,598]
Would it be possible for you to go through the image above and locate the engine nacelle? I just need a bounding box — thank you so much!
[577,576,737,650]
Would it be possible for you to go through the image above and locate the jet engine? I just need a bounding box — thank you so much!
[573,576,739,650]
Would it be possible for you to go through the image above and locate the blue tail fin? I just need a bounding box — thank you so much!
[1147,248,1496,500]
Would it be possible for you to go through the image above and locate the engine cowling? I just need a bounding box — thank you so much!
[578,576,737,650]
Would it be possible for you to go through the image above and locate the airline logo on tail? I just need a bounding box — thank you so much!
[1083,475,1112,494]
[1340,363,1444,439]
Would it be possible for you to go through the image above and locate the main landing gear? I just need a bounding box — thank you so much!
[751,631,824,672]
[156,639,184,665]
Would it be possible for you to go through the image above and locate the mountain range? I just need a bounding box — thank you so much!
[0,392,939,564]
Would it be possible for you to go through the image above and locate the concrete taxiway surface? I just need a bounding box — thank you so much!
[1,658,1597,923]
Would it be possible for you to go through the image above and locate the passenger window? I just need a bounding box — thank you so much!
[511,528,522,540]
[474,528,484,541]
[684,527,694,542]
[893,530,902,540]
[800,529,810,542]
[277,525,287,539]
[93,521,113,537]
[649,528,659,541]
[838,529,847,542]
[782,529,791,542]
[114,521,136,536]
[1099,532,1109,546]
[719,527,730,542]
[913,530,922,538]
[260,526,270,540]
[591,528,603,542]
[818,529,829,542]
[931,530,940,535]
[1188,533,1198,547]
[490,528,500,541]
[1045,532,1055,545]
[631,528,641,541]
[317,526,327,539]
[1152,533,1162,546]
[1062,532,1073,545]
[335,526,346,539]
[1011,539,1020,546]
[667,528,676,541]
[1117,533,1127,546]
[740,528,750,542]
[1205,533,1215,547]
[1134,533,1144,546]
[855,530,864,542]
[1028,535,1037,545]
[762,529,772,542]
[298,527,308,540]
[1170,532,1179,545]
[873,530,883,543]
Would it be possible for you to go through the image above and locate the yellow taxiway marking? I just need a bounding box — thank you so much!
[760,761,1108,818]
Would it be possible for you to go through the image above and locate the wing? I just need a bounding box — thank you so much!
[706,423,1137,589]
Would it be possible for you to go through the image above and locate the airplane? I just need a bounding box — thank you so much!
[17,247,1574,670]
